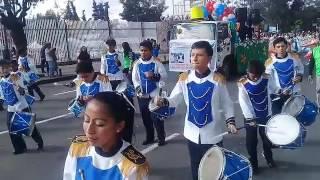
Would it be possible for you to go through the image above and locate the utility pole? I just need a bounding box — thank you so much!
[104,2,112,38]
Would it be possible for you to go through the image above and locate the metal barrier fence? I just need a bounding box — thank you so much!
[0,19,167,65]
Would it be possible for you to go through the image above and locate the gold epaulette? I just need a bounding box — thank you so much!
[74,79,83,87]
[179,72,188,81]
[289,52,300,61]
[69,135,90,157]
[9,73,20,82]
[238,76,248,85]
[97,74,110,83]
[264,57,273,67]
[213,72,226,84]
[121,145,149,180]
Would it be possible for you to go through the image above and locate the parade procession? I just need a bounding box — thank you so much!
[0,0,320,180]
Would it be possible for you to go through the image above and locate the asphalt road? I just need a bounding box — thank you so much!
[0,65,319,180]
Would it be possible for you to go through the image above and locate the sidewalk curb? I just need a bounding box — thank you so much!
[37,75,77,85]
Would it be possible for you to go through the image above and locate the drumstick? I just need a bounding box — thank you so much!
[256,124,277,128]
[214,126,246,139]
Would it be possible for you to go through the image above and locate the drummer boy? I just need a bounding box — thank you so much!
[0,60,43,155]
[265,37,304,114]
[157,41,237,180]
[238,60,276,174]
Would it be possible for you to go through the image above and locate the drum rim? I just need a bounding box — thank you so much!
[148,98,161,112]
[10,112,36,136]
[222,148,253,180]
[198,146,225,180]
[282,94,306,116]
[199,146,253,180]
[265,113,301,146]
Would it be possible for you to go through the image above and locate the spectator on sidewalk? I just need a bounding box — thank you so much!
[40,43,50,74]
[10,47,17,61]
[50,48,59,76]
[77,46,91,63]
[17,48,45,101]
[45,43,55,77]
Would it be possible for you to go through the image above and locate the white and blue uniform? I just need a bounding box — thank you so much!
[75,75,112,99]
[265,53,304,94]
[238,75,272,124]
[18,56,40,84]
[167,71,235,144]
[63,136,149,180]
[100,52,124,81]
[132,58,167,97]
[0,73,29,112]
[238,75,274,169]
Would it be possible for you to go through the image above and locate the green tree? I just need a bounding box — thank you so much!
[120,0,167,22]
[0,0,44,51]
[81,10,86,21]
[64,0,79,21]
[266,0,305,32]
[37,9,60,19]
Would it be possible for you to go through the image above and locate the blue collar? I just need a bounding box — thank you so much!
[95,140,123,157]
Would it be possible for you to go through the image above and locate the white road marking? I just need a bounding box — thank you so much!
[141,133,180,155]
[53,90,76,96]
[0,113,72,135]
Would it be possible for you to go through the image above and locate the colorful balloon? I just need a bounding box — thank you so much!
[202,6,209,18]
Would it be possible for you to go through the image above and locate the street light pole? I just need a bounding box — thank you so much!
[172,0,175,15]
[104,2,112,38]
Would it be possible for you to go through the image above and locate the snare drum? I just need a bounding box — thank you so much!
[199,146,252,180]
[282,94,318,126]
[29,72,40,83]
[116,81,136,98]
[25,94,35,106]
[10,112,35,136]
[148,97,175,120]
[266,114,307,149]
[68,99,84,117]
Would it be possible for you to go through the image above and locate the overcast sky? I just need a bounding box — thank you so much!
[29,0,175,20]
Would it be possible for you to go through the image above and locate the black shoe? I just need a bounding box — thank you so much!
[0,106,4,111]
[142,139,156,145]
[158,140,166,146]
[267,161,277,168]
[13,148,27,155]
[37,143,44,151]
[252,167,260,175]
[40,95,45,101]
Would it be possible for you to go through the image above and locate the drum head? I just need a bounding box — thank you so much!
[266,114,300,146]
[282,95,305,116]
[148,98,160,112]
[116,81,127,93]
[199,146,224,180]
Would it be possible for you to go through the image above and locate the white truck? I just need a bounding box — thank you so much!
[169,21,234,73]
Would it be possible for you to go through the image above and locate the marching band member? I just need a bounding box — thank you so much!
[0,60,43,155]
[157,41,237,180]
[72,61,112,112]
[132,40,167,146]
[265,37,304,114]
[63,92,149,180]
[100,39,124,90]
[99,39,136,143]
[307,38,320,108]
[17,48,46,101]
[238,60,276,175]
